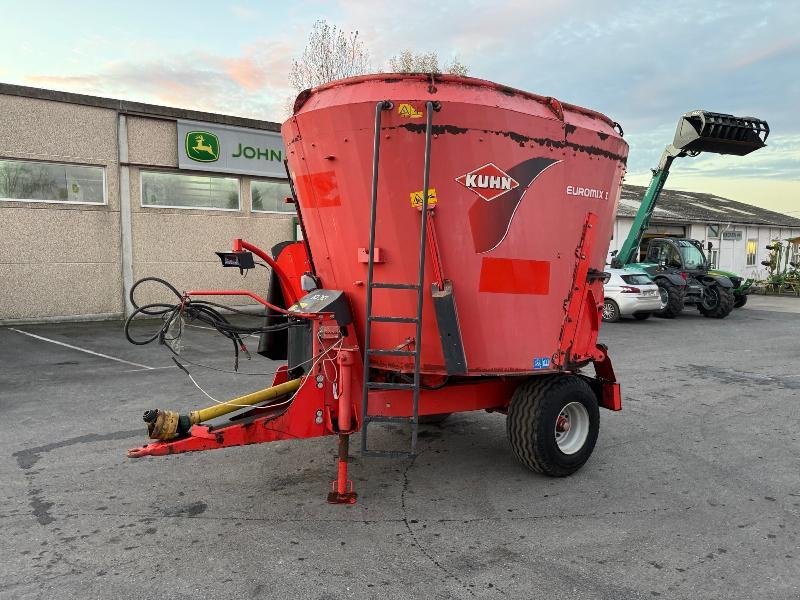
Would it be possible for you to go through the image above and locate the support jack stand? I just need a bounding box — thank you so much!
[327,434,357,504]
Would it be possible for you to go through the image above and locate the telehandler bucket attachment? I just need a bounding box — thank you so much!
[672,110,769,156]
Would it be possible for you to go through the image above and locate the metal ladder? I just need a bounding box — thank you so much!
[360,99,437,457]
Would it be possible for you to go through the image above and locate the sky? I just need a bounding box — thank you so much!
[1,0,798,214]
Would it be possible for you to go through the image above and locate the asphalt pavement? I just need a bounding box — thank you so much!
[1,296,798,599]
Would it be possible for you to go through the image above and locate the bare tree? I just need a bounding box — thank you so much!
[289,20,370,91]
[388,50,469,76]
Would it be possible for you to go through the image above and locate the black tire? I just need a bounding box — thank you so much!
[418,413,450,425]
[734,294,748,308]
[655,278,684,318]
[633,313,651,321]
[506,375,599,477]
[602,299,620,323]
[697,283,735,318]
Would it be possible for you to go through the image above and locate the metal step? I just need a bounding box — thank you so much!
[368,316,419,323]
[361,449,417,459]
[366,381,415,390]
[367,348,415,356]
[363,415,416,424]
[371,282,421,290]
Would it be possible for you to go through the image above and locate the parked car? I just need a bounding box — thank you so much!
[602,268,665,322]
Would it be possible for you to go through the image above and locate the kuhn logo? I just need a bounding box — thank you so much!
[456,163,519,202]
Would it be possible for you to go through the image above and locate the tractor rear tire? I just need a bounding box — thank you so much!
[507,375,599,477]
[734,294,748,308]
[698,283,735,318]
[655,279,684,318]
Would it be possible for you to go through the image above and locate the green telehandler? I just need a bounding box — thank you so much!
[610,111,769,318]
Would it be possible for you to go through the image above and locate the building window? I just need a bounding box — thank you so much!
[141,171,239,210]
[707,224,720,238]
[251,179,294,213]
[0,158,105,205]
[746,239,757,266]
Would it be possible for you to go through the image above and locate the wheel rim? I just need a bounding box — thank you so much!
[602,301,615,320]
[702,286,719,310]
[658,287,668,308]
[554,401,590,455]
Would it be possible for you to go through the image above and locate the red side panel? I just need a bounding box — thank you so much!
[478,257,550,295]
[275,241,312,303]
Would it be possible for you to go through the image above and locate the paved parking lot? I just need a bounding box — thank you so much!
[1,296,798,599]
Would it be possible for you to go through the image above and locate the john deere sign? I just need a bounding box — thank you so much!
[177,120,286,178]
[185,130,220,162]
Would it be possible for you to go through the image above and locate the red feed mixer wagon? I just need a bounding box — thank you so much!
[127,74,629,504]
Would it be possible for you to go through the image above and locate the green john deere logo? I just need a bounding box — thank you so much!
[185,130,220,162]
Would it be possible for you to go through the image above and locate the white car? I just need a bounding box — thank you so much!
[602,268,665,322]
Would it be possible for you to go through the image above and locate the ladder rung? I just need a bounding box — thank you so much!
[367,349,416,356]
[366,382,415,390]
[368,316,419,323]
[371,282,421,290]
[364,415,416,424]
[361,450,417,459]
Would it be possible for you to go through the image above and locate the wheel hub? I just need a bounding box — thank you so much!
[554,402,590,455]
[556,414,571,433]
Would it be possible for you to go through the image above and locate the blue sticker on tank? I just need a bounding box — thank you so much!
[533,357,551,369]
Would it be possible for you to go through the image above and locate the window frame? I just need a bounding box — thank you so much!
[250,177,296,215]
[745,238,758,266]
[139,169,241,212]
[0,157,107,206]
[707,224,721,239]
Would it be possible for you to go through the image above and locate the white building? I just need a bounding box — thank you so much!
[610,185,800,277]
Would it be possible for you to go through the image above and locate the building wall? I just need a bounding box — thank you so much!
[0,94,294,323]
[0,95,122,320]
[124,117,294,308]
[610,217,800,277]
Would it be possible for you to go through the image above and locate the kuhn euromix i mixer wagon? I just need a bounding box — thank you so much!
[127,74,629,504]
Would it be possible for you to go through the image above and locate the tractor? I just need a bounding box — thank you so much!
[611,110,769,318]
[639,237,733,318]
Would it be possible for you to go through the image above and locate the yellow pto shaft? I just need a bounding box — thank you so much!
[142,378,302,440]
[189,378,302,424]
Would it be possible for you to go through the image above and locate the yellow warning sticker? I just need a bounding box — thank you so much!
[398,103,423,118]
[410,188,437,208]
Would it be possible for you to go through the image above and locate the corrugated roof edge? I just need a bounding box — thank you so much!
[0,82,281,132]
[619,184,800,228]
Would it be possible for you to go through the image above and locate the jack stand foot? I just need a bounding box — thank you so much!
[327,433,357,504]
[327,489,357,505]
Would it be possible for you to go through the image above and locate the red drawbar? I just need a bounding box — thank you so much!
[295,171,341,208]
[478,257,550,295]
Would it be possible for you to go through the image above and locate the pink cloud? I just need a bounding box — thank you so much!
[224,55,267,91]
[24,41,298,121]
[729,38,800,70]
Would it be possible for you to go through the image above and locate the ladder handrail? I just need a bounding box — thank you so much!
[360,100,393,453]
[409,101,438,451]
